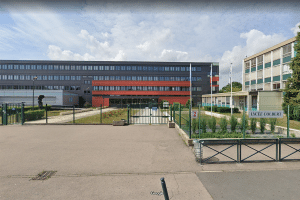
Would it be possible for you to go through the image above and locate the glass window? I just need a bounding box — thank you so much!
[148,67,153,71]
[143,76,147,81]
[48,86,53,90]
[20,65,25,70]
[54,76,59,80]
[197,77,202,81]
[60,86,65,90]
[186,67,190,71]
[71,76,76,80]
[105,76,109,80]
[121,86,125,90]
[2,65,7,69]
[93,86,98,90]
[54,65,59,70]
[98,76,103,80]
[37,75,42,80]
[197,67,201,71]
[93,66,98,70]
[170,77,175,81]
[181,77,185,81]
[2,75,7,80]
[154,76,158,81]
[104,66,109,70]
[76,76,81,80]
[192,67,196,71]
[154,67,158,71]
[175,77,180,81]
[76,65,81,70]
[110,86,114,90]
[37,65,42,70]
[148,76,153,81]
[143,86,147,91]
[181,67,185,71]
[121,66,126,70]
[153,86,158,91]
[137,76,142,81]
[54,86,59,90]
[115,86,120,91]
[93,76,98,80]
[143,66,147,71]
[48,65,53,70]
[165,86,170,91]
[98,86,103,90]
[65,76,70,80]
[132,66,136,71]
[175,67,180,71]
[165,77,170,81]
[192,77,196,81]
[42,75,47,80]
[71,65,76,70]
[110,66,115,70]
[20,75,25,80]
[121,76,126,80]
[132,86,136,91]
[110,76,115,80]
[159,77,164,81]
[48,75,53,80]
[82,66,87,70]
[65,65,70,70]
[98,66,103,70]
[31,65,36,70]
[159,86,164,91]
[127,76,131,80]
[115,66,120,70]
[148,86,153,91]
[170,67,175,71]
[159,67,164,71]
[43,65,47,70]
[14,65,19,70]
[60,75,64,80]
[137,66,142,71]
[8,75,13,80]
[88,66,93,70]
[165,67,169,71]
[127,66,131,71]
[8,65,13,69]
[115,76,120,80]
[132,76,136,81]
[197,87,202,91]
[14,75,19,80]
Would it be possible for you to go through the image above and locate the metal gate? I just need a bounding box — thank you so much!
[1,103,24,125]
[129,103,170,124]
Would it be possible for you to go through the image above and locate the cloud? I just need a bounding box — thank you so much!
[291,22,300,36]
[47,45,95,61]
[159,49,188,61]
[218,29,286,88]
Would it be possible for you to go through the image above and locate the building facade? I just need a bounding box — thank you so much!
[0,60,219,107]
[242,37,296,92]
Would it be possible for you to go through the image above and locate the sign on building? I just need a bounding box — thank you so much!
[163,102,169,108]
[248,111,284,118]
[192,111,198,119]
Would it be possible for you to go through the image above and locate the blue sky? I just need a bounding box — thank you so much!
[0,0,300,88]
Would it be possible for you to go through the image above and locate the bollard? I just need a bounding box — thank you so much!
[160,177,169,200]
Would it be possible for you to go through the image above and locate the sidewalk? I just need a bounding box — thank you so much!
[25,107,118,124]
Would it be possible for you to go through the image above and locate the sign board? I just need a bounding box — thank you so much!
[192,111,198,119]
[152,107,157,111]
[248,111,284,118]
[163,102,169,108]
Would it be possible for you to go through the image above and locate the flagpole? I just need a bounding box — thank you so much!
[190,63,192,110]
[230,63,233,116]
[210,63,212,118]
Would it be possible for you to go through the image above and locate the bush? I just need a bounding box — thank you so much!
[200,118,207,133]
[260,118,266,134]
[208,117,217,133]
[250,118,257,134]
[269,118,277,133]
[173,103,183,111]
[219,117,228,132]
[25,110,44,121]
[192,119,198,134]
[230,115,238,132]
[240,114,249,132]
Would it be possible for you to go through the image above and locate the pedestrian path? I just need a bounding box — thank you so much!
[25,107,118,124]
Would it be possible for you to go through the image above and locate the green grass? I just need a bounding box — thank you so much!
[72,109,128,124]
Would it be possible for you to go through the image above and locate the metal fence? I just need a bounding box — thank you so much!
[194,138,300,164]
[1,103,24,125]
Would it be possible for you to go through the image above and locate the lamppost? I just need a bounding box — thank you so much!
[32,76,37,110]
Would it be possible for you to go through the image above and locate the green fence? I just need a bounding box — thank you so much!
[1,103,25,125]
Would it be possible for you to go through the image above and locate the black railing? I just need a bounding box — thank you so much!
[195,138,300,164]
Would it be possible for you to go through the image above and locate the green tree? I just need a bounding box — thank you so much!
[185,99,194,107]
[283,26,300,116]
[219,82,242,93]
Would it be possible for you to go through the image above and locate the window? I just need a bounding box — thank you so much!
[88,66,93,70]
[132,66,136,71]
[105,76,109,80]
[115,86,120,91]
[110,66,115,70]
[197,67,201,71]
[170,67,175,71]
[137,66,142,71]
[48,86,53,90]
[93,76,98,80]
[148,86,153,91]
[71,76,76,80]
[2,75,7,80]
[143,76,147,81]
[71,65,76,70]
[165,77,170,81]
[8,75,13,80]
[148,76,153,81]
[93,86,99,90]
[159,67,164,71]
[154,67,159,71]
[273,83,280,90]
[99,86,103,90]
[14,75,19,80]
[127,66,131,71]
[175,67,180,71]
[54,76,59,80]
[110,76,115,80]
[60,65,64,70]
[76,65,81,70]
[121,86,125,90]
[98,76,103,80]
[181,67,185,71]
[8,65,13,69]
[65,76,70,80]
[65,65,70,70]
[121,66,126,70]
[148,67,153,71]
[20,65,25,70]
[76,76,81,80]
[110,86,114,90]
[175,77,180,81]
[48,65,53,70]
[43,65,47,70]
[137,76,142,81]
[60,76,64,81]
[192,67,196,71]
[48,75,53,80]
[154,76,159,81]
[2,65,7,69]
[132,76,136,81]
[121,76,126,80]
[192,77,197,81]
[197,77,202,81]
[115,66,120,70]
[115,76,120,80]
[197,87,202,91]
[54,86,59,90]
[31,65,36,70]
[165,67,169,71]
[37,65,42,70]
[54,65,59,70]
[127,76,131,80]
[159,77,164,81]
[42,75,47,80]
[20,75,25,80]
[170,77,175,81]
[105,66,109,70]
[14,65,19,70]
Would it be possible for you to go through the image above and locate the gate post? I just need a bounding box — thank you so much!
[73,105,75,124]
[189,105,191,139]
[21,103,25,125]
[100,104,102,124]
[179,104,181,128]
[198,104,201,138]
[3,104,7,125]
[127,104,130,125]
[170,105,173,121]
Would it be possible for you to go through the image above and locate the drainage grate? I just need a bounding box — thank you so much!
[31,171,57,180]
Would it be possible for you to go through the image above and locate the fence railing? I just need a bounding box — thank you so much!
[194,138,300,164]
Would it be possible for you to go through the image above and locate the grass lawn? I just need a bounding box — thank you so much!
[72,109,128,124]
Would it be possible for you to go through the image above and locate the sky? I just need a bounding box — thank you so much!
[0,0,300,88]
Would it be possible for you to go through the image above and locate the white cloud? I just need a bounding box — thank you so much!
[159,49,188,62]
[291,22,300,36]
[219,29,286,88]
[47,45,95,61]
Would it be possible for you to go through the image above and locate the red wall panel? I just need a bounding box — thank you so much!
[92,91,190,96]
[93,80,190,87]
[158,96,190,105]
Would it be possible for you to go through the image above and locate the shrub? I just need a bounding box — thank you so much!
[25,110,44,121]
[269,118,277,133]
[291,133,296,138]
[250,118,257,134]
[208,117,217,133]
[200,118,207,133]
[192,119,198,134]
[260,118,266,134]
[230,115,238,132]
[219,117,228,132]
[240,114,249,132]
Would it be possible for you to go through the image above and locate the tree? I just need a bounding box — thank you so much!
[282,26,300,117]
[219,82,242,93]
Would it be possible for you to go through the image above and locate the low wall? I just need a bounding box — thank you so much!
[173,122,194,146]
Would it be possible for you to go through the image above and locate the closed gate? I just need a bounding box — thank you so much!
[1,103,24,125]
[129,103,170,124]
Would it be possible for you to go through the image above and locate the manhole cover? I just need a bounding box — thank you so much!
[31,171,57,180]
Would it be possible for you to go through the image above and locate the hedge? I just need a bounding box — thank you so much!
[24,110,45,121]
[204,106,239,113]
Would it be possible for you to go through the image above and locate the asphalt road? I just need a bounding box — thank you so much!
[197,169,300,200]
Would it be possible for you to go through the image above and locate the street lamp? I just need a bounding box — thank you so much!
[32,76,37,110]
